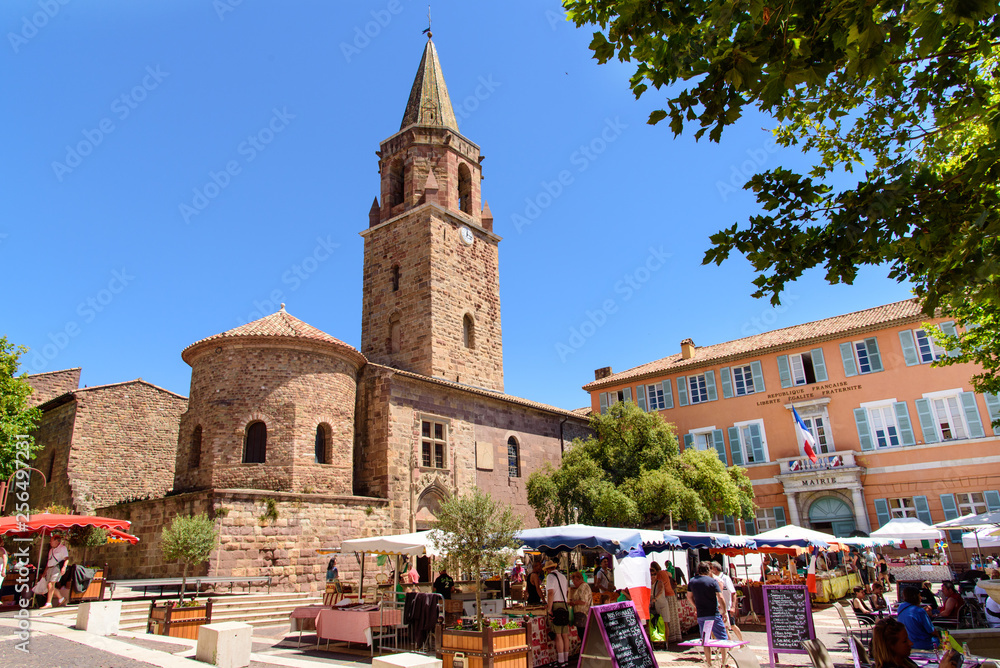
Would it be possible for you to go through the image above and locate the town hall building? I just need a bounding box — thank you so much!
[24,37,589,590]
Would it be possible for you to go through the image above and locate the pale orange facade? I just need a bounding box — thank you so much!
[583,300,1000,555]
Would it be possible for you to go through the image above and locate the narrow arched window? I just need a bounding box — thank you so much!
[243,421,267,463]
[391,265,400,292]
[507,436,520,478]
[389,313,401,354]
[189,425,202,470]
[315,424,329,464]
[458,163,472,214]
[463,314,475,349]
[389,160,404,208]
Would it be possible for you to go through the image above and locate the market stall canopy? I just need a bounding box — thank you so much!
[664,531,750,549]
[870,518,943,547]
[934,511,1000,530]
[0,513,133,536]
[963,526,1000,550]
[516,524,669,554]
[339,530,442,557]
[839,536,891,547]
[105,528,140,545]
[753,524,846,550]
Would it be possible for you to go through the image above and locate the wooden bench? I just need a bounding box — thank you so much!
[68,565,109,604]
[109,575,272,598]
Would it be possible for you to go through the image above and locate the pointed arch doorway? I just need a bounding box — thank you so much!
[808,495,856,537]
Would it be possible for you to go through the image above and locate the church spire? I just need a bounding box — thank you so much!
[400,37,459,132]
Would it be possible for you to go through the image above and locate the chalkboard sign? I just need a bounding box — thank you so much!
[762,585,815,668]
[577,601,658,668]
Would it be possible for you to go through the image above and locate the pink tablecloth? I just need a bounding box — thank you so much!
[678,598,698,633]
[525,616,581,667]
[316,608,402,645]
[289,605,328,632]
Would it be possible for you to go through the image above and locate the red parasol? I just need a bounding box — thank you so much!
[0,513,132,536]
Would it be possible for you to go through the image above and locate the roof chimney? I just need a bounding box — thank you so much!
[594,366,613,381]
[680,339,695,359]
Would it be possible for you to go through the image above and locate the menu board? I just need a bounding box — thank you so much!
[578,601,657,668]
[763,585,814,668]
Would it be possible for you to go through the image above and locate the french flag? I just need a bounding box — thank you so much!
[806,545,819,594]
[793,406,819,464]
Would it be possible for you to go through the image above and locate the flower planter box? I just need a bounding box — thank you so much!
[440,626,528,668]
[147,599,213,640]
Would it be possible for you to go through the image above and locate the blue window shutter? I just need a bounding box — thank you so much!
[720,367,733,399]
[705,370,718,401]
[854,408,874,450]
[724,516,736,535]
[940,494,964,543]
[697,521,706,532]
[960,392,985,438]
[712,429,728,465]
[599,392,608,415]
[677,376,688,406]
[777,355,792,388]
[941,321,960,357]
[748,423,766,462]
[985,393,1000,434]
[662,380,674,409]
[840,343,859,377]
[683,434,694,449]
[750,360,766,392]
[913,496,932,525]
[636,385,646,411]
[774,507,787,528]
[623,387,632,403]
[811,348,828,382]
[914,398,940,444]
[985,491,1000,512]
[873,498,891,528]
[728,427,744,466]
[894,402,916,446]
[865,337,883,372]
[899,330,920,366]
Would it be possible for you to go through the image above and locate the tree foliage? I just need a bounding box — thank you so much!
[563,0,1000,391]
[526,402,755,528]
[161,513,218,602]
[0,336,41,480]
[430,490,523,629]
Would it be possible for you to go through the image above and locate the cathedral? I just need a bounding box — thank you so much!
[24,38,590,590]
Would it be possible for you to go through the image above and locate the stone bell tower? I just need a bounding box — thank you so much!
[360,36,503,392]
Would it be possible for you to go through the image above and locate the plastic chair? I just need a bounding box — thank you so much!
[848,636,871,668]
[801,639,836,668]
[729,645,761,668]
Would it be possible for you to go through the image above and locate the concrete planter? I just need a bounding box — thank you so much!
[75,600,122,636]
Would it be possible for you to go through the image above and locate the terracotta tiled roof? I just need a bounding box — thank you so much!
[371,363,589,420]
[584,299,926,390]
[182,307,366,365]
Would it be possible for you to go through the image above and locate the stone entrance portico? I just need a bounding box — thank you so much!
[776,450,871,535]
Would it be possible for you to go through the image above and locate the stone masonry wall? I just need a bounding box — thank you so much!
[90,490,392,592]
[26,368,81,407]
[23,400,77,513]
[176,342,359,495]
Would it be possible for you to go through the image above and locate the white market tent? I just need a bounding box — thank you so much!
[754,524,846,549]
[870,518,944,546]
[340,530,443,557]
[963,526,1000,550]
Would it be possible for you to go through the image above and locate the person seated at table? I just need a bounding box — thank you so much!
[870,582,889,611]
[433,567,455,600]
[872,617,959,668]
[852,586,875,621]
[920,581,939,613]
[935,582,962,620]
[897,587,940,651]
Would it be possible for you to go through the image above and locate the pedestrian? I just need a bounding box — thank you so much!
[710,561,742,641]
[687,561,728,668]
[568,570,592,637]
[527,558,545,605]
[433,567,455,600]
[544,559,572,668]
[594,556,614,602]
[40,534,69,608]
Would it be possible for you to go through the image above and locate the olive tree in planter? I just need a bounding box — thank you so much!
[160,513,218,603]
[430,489,523,630]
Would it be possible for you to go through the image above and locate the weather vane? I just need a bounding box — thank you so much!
[422,5,432,37]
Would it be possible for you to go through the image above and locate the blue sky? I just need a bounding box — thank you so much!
[3,0,912,411]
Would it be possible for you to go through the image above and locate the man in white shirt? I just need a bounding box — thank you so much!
[42,534,69,608]
[545,559,572,668]
[710,562,742,640]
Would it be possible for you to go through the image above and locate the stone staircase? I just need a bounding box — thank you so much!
[39,591,323,632]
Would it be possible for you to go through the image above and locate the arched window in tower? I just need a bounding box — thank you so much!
[189,425,202,470]
[389,312,401,354]
[243,421,267,464]
[458,163,472,214]
[391,265,400,292]
[507,436,521,478]
[315,424,329,464]
[463,313,475,349]
[388,160,404,208]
